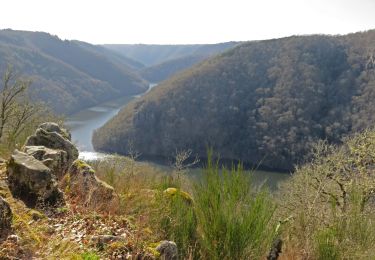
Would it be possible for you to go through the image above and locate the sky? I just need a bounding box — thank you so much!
[1,0,375,44]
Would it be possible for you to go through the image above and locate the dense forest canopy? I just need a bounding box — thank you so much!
[0,29,148,114]
[93,30,375,170]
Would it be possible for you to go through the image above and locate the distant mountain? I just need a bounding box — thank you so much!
[102,42,238,66]
[0,29,148,114]
[73,41,145,70]
[139,54,207,83]
[93,30,375,171]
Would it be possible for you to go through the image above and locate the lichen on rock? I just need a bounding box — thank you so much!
[7,150,64,208]
[62,159,119,213]
[24,146,69,180]
[24,123,78,168]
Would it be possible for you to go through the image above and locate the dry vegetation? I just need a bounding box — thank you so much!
[3,128,375,259]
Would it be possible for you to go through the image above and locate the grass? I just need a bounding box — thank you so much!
[5,122,375,259]
[148,152,277,259]
[193,155,276,260]
[278,131,375,259]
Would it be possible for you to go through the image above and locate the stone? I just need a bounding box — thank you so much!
[0,196,12,240]
[39,122,71,140]
[156,241,178,260]
[267,238,283,260]
[7,234,20,243]
[24,123,78,168]
[62,160,119,212]
[24,146,69,179]
[90,235,126,244]
[163,188,193,204]
[7,150,64,208]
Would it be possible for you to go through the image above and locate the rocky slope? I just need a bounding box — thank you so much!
[93,30,375,170]
[0,122,167,259]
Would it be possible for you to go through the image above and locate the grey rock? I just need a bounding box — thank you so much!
[39,122,71,140]
[267,238,283,260]
[0,196,12,240]
[62,160,119,212]
[156,241,178,260]
[24,123,78,168]
[7,234,20,243]
[91,235,126,244]
[24,146,69,179]
[7,150,64,208]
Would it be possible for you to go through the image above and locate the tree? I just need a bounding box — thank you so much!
[0,66,50,150]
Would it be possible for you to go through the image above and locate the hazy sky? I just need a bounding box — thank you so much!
[1,0,375,44]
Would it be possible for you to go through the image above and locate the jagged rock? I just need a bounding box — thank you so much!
[24,123,78,168]
[24,146,69,179]
[0,196,12,240]
[7,150,64,208]
[156,241,178,260]
[62,160,119,212]
[39,122,71,140]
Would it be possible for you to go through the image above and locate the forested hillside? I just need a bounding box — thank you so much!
[93,30,375,170]
[103,42,238,66]
[139,54,207,83]
[0,29,148,114]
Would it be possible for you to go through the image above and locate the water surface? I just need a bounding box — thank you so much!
[66,84,290,190]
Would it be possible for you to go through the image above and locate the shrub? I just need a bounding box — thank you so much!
[278,130,375,258]
[157,189,198,259]
[80,251,100,260]
[194,155,276,259]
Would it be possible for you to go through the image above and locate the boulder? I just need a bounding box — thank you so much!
[62,160,119,212]
[24,146,69,179]
[24,123,78,168]
[7,150,64,208]
[0,196,12,240]
[39,122,71,140]
[156,241,178,260]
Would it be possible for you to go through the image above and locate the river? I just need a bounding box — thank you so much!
[66,84,290,190]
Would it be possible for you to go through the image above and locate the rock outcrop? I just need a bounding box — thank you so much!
[156,241,178,260]
[0,196,12,240]
[24,122,78,168]
[62,160,119,212]
[39,122,72,140]
[24,146,69,180]
[7,150,64,208]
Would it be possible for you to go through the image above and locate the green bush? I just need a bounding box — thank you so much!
[315,228,340,260]
[194,155,276,259]
[80,251,100,260]
[156,152,277,259]
[158,190,198,259]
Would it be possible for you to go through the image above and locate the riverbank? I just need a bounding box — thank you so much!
[66,83,289,190]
